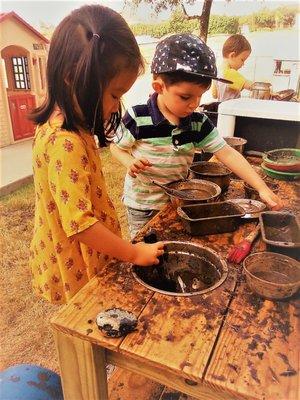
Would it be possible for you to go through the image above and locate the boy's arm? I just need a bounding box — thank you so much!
[225,69,253,92]
[110,143,151,178]
[243,79,254,91]
[215,145,283,210]
[211,81,218,99]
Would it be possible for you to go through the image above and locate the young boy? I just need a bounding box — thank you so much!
[110,34,282,238]
[212,34,254,101]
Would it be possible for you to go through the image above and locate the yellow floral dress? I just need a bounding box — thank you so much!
[29,117,121,304]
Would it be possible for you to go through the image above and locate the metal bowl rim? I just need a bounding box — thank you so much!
[166,179,222,200]
[132,240,228,297]
[189,161,232,176]
[243,251,300,288]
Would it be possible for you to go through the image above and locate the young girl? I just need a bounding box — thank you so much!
[29,4,164,304]
[212,34,254,102]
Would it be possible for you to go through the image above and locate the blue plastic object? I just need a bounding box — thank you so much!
[0,364,63,400]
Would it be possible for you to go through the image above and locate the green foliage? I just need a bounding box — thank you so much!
[39,21,55,39]
[275,6,298,28]
[130,4,298,38]
[131,13,239,38]
[253,8,276,30]
[208,15,239,35]
[238,5,298,31]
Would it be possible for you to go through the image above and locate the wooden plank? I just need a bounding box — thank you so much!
[205,282,300,400]
[107,350,242,400]
[118,200,246,384]
[53,330,108,400]
[108,367,164,400]
[118,266,236,382]
[51,259,154,351]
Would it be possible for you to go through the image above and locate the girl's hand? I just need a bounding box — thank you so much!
[258,187,284,210]
[128,158,151,178]
[132,242,164,266]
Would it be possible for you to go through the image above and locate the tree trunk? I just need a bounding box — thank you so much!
[199,0,213,42]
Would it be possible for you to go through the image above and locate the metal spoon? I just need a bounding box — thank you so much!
[152,180,191,199]
[177,276,186,293]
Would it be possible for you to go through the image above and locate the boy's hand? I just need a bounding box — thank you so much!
[132,242,164,266]
[128,158,152,178]
[258,187,284,210]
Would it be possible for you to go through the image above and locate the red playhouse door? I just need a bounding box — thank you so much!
[8,94,36,141]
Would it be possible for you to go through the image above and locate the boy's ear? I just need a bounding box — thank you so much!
[228,51,236,59]
[152,79,164,94]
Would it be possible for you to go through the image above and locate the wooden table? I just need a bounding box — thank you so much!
[51,178,299,400]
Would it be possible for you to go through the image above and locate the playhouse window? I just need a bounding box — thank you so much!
[12,56,31,89]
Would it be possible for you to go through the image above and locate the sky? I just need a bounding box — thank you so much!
[2,0,299,29]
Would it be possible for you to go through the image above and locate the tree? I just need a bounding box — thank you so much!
[127,0,213,42]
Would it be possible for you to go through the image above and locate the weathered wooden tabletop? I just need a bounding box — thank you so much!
[51,176,299,400]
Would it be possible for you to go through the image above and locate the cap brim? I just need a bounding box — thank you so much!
[152,68,233,84]
[187,71,232,84]
[211,76,233,84]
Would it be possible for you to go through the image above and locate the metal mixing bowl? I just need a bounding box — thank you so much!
[165,179,221,208]
[243,252,300,300]
[224,137,247,154]
[189,162,232,191]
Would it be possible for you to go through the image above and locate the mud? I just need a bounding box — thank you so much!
[134,252,220,294]
[263,215,300,244]
[277,352,297,376]
[170,188,214,200]
[254,270,294,284]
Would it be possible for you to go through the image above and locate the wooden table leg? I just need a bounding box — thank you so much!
[53,330,108,400]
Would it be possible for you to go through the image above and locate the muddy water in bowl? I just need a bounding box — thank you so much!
[254,270,294,284]
[165,179,221,207]
[133,241,228,296]
[243,252,300,300]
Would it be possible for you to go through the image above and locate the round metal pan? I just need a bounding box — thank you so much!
[229,198,266,219]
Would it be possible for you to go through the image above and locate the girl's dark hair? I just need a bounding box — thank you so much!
[30,5,144,146]
[222,34,251,58]
[153,71,211,89]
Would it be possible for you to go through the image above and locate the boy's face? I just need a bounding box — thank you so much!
[228,50,251,70]
[153,79,209,119]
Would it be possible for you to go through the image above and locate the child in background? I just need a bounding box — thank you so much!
[29,5,164,304]
[110,34,283,238]
[212,34,254,101]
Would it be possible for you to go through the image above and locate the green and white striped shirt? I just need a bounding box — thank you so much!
[114,93,225,210]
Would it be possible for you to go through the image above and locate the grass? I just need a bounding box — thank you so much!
[0,148,128,371]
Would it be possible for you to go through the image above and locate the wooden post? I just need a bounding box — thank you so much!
[53,330,108,400]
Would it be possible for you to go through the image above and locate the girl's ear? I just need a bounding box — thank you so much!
[152,79,164,94]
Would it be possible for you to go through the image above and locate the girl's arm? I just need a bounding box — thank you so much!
[110,143,151,178]
[215,145,283,210]
[73,221,164,266]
